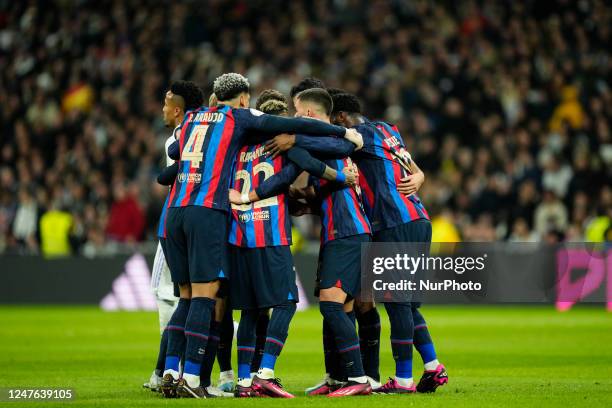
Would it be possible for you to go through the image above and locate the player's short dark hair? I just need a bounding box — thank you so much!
[255,89,287,110]
[170,80,204,111]
[296,88,333,116]
[326,87,347,97]
[331,92,362,115]
[290,77,326,99]
[213,73,250,101]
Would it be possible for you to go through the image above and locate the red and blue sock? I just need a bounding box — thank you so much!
[183,297,216,383]
[413,307,437,366]
[164,298,190,374]
[237,309,258,380]
[385,302,414,380]
[320,301,365,380]
[260,302,296,373]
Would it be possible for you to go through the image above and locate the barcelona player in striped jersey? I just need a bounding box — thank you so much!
[329,92,448,394]
[228,91,361,399]
[161,73,360,399]
[240,88,373,398]
[267,82,377,393]
[155,90,236,398]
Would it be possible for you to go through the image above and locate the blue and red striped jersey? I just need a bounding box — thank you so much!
[167,105,348,211]
[168,105,237,210]
[352,120,429,232]
[311,157,371,243]
[228,143,292,248]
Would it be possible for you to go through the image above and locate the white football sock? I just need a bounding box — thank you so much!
[220,370,234,379]
[395,376,414,387]
[366,376,381,387]
[424,359,440,371]
[348,376,368,384]
[322,372,343,384]
[257,368,274,380]
[237,378,252,387]
[183,373,200,388]
[163,368,179,380]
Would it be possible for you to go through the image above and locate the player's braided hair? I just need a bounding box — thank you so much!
[331,92,362,115]
[208,92,218,107]
[213,73,250,101]
[170,80,204,111]
[255,89,287,110]
[259,99,289,116]
[290,77,326,99]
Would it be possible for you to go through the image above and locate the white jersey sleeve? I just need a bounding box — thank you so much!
[164,126,180,167]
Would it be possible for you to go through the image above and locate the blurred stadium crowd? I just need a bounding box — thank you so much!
[0,0,610,256]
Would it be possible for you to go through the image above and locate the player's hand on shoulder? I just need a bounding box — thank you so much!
[344,128,364,150]
[265,133,296,158]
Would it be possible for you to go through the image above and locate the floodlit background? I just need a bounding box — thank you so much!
[1,0,610,255]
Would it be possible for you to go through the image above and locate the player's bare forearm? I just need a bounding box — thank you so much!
[321,166,357,187]
[397,160,425,196]
[406,154,420,175]
[322,166,339,182]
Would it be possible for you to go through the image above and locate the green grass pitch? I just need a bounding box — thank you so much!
[0,305,610,407]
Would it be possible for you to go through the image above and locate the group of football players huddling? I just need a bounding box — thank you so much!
[143,73,448,399]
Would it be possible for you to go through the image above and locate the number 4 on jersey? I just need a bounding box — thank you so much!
[181,124,209,168]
